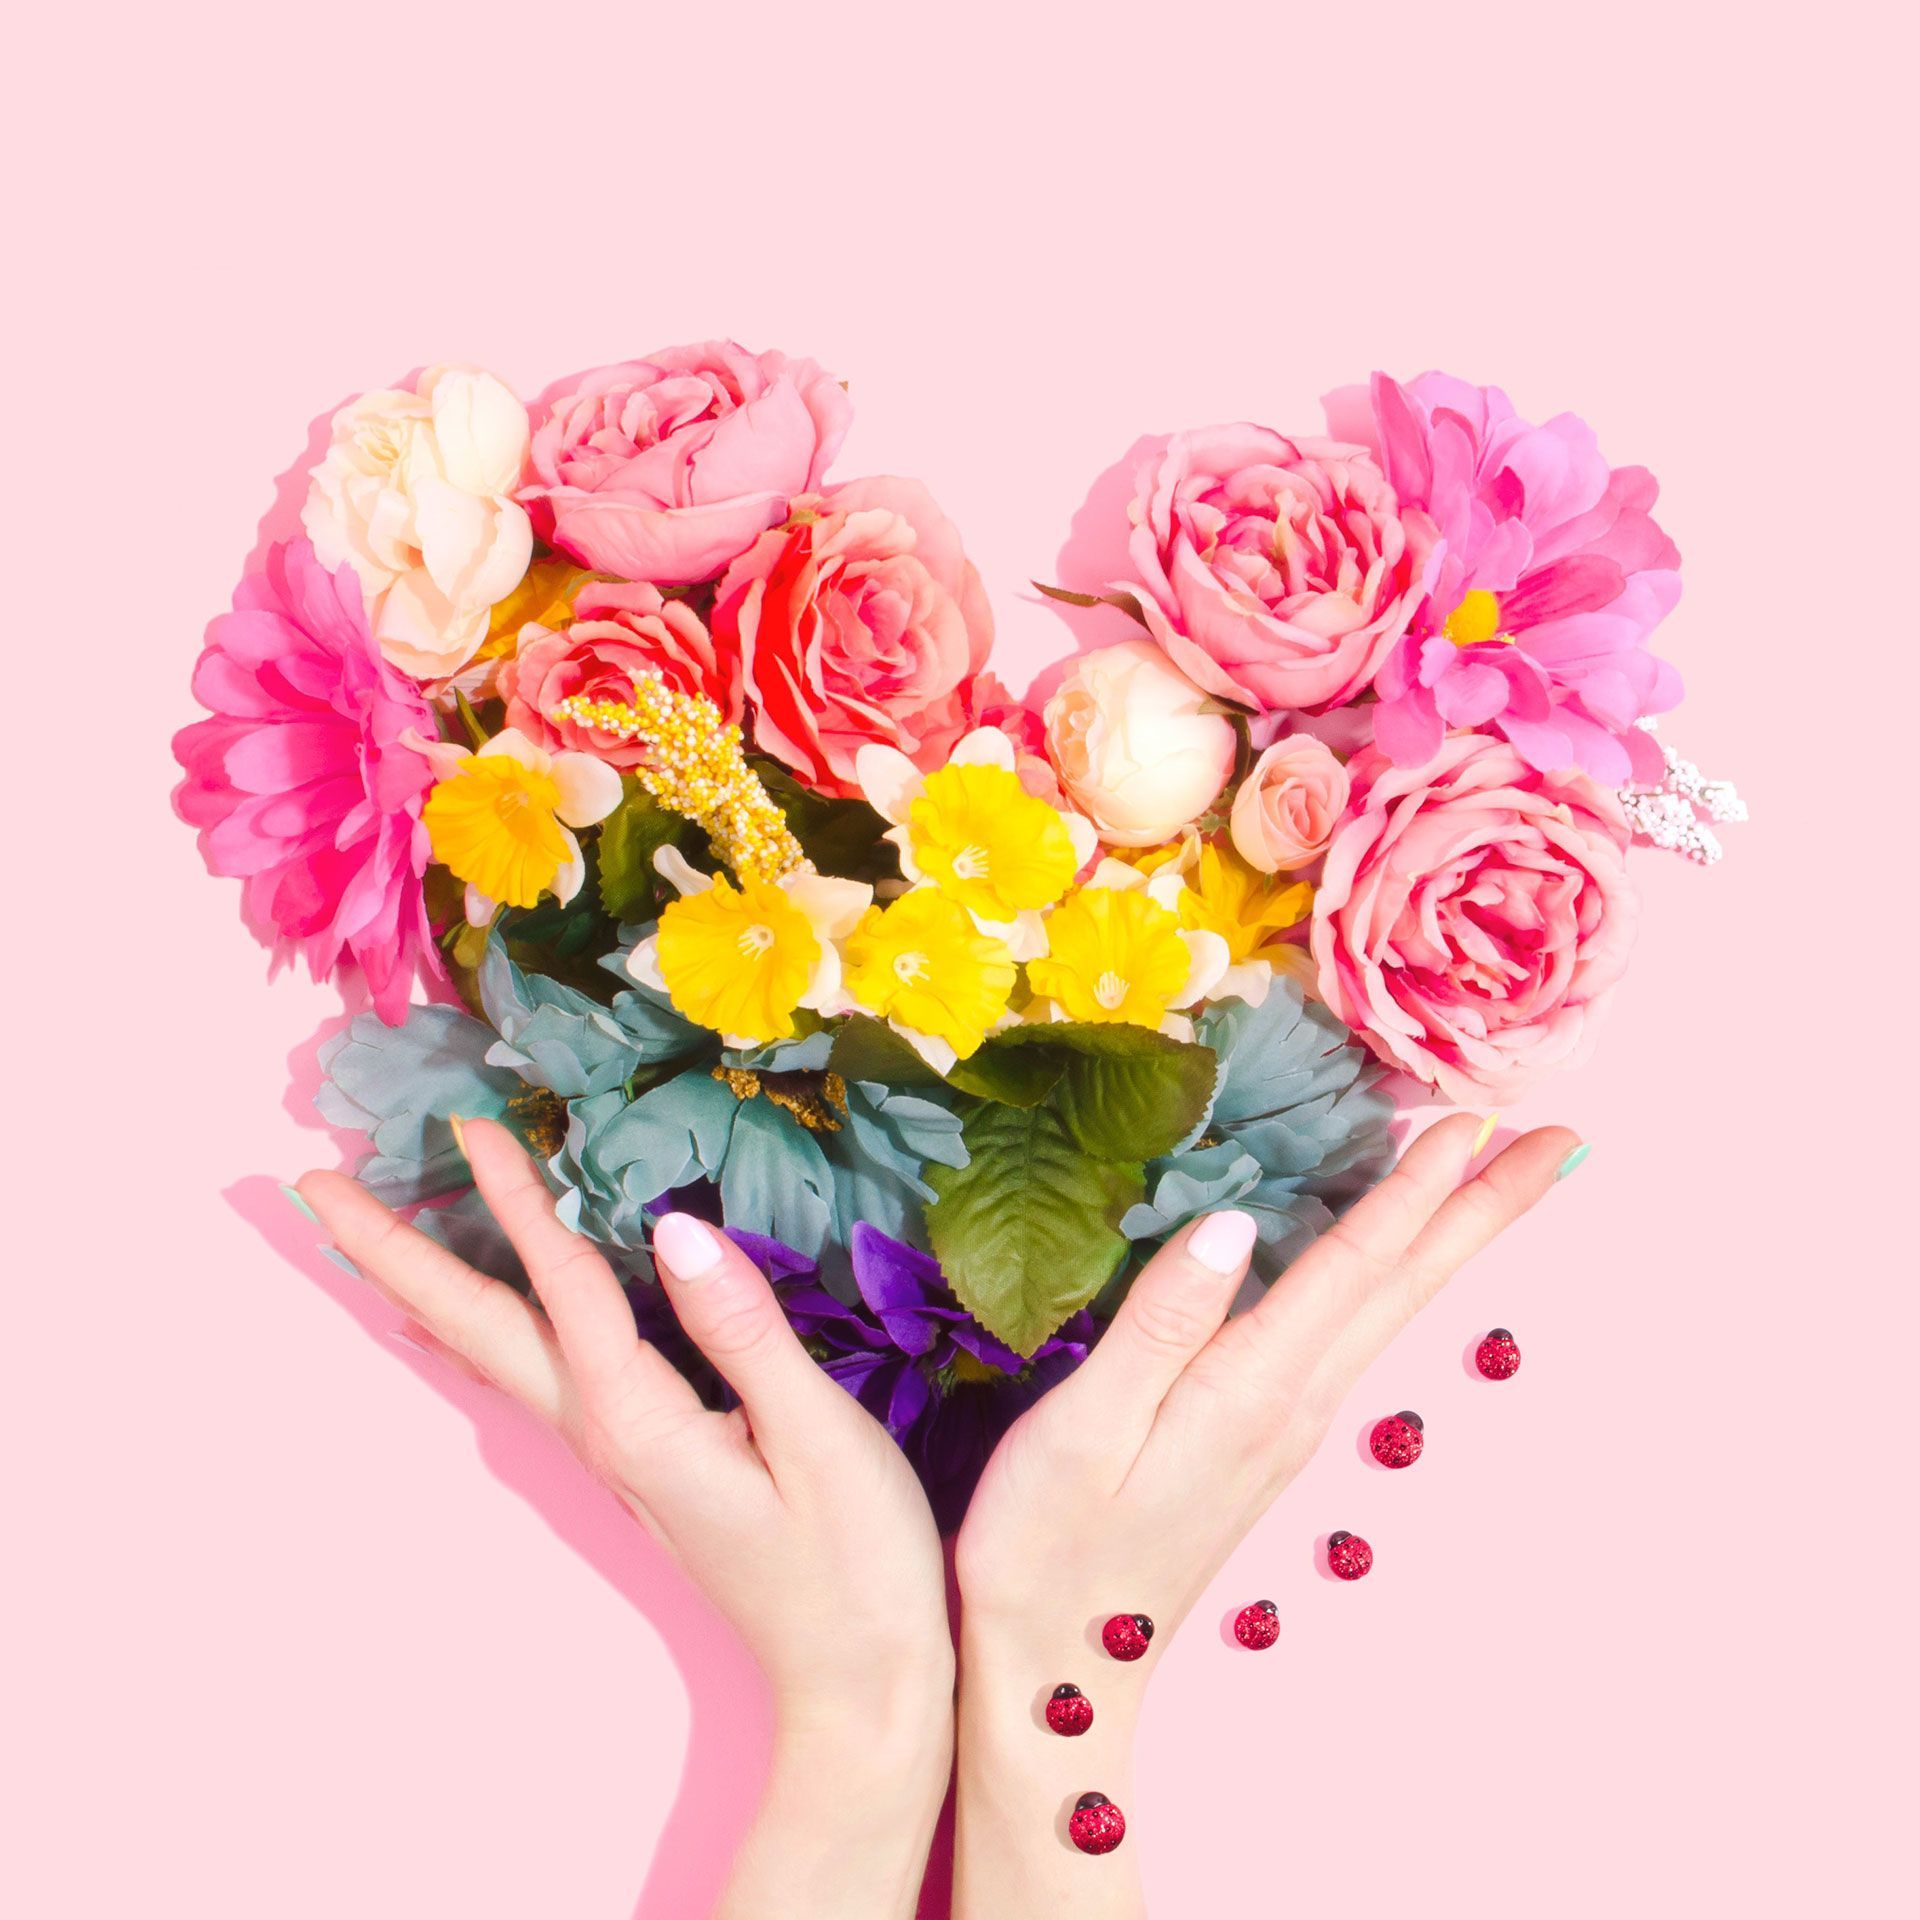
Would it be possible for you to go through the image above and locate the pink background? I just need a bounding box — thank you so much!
[9,3,1913,1913]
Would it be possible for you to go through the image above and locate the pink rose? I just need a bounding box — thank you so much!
[1311,735,1637,1103]
[497,581,740,767]
[715,476,993,798]
[1127,425,1439,713]
[1229,734,1351,873]
[521,343,852,585]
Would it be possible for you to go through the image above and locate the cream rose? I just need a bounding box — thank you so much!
[1043,640,1236,847]
[303,365,534,680]
[1229,734,1351,872]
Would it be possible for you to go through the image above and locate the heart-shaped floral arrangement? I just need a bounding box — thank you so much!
[173,344,1740,1524]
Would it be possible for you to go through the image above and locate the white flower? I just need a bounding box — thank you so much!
[304,365,534,680]
[1043,640,1237,847]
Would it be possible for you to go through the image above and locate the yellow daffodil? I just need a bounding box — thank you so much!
[1174,841,1313,966]
[418,727,622,916]
[844,889,1017,1067]
[653,874,822,1044]
[1028,885,1222,1029]
[855,729,1098,959]
[628,850,872,1047]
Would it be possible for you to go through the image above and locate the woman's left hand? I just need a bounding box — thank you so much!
[295,1117,953,1920]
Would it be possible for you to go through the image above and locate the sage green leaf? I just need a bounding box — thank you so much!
[926,1102,1141,1356]
[828,1016,947,1088]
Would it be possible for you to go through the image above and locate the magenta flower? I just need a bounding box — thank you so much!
[1325,372,1683,784]
[172,541,439,1021]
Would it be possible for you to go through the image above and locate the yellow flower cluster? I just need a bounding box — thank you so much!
[550,674,807,882]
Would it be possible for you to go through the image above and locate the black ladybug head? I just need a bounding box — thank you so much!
[1075,1792,1110,1811]
[1132,1613,1155,1639]
[1328,1530,1353,1546]
[1052,1683,1083,1700]
[1254,1598,1277,1613]
[1396,1410,1424,1431]
[1487,1328,1512,1342]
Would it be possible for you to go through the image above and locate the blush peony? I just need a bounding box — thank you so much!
[302,365,534,681]
[1310,735,1637,1103]
[497,581,742,766]
[521,343,852,586]
[1126,425,1438,714]
[715,476,994,798]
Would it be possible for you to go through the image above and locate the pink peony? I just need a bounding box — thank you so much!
[497,581,742,766]
[521,343,852,586]
[1324,371,1682,784]
[1126,425,1439,713]
[1311,734,1637,1103]
[172,542,438,1022]
[715,476,994,798]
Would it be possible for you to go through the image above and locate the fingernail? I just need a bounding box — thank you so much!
[389,1326,432,1358]
[1555,1143,1592,1182]
[1472,1113,1500,1158]
[448,1112,469,1157]
[1188,1209,1257,1275]
[278,1182,319,1223]
[655,1212,726,1280]
[320,1245,363,1279]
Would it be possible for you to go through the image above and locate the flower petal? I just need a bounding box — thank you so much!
[1172,928,1231,1008]
[551,751,623,827]
[856,744,923,824]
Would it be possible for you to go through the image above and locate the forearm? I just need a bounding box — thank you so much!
[953,1622,1146,1920]
[717,1681,954,1920]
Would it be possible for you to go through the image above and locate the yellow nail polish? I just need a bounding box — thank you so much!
[448,1112,468,1157]
[1472,1112,1500,1157]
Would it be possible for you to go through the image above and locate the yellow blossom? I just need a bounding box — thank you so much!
[1444,589,1510,648]
[1173,841,1313,965]
[1027,885,1193,1027]
[476,558,602,663]
[423,755,572,910]
[655,875,821,1043]
[844,891,1016,1060]
[906,762,1078,920]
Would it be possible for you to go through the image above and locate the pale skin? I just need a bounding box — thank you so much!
[296,1109,1577,1919]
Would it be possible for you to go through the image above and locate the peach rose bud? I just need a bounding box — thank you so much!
[1229,735,1351,873]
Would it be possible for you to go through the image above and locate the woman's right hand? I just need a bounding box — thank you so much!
[950,1112,1581,1918]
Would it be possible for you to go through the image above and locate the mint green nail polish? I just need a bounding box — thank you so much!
[279,1182,319,1223]
[320,1246,363,1279]
[1555,1143,1592,1182]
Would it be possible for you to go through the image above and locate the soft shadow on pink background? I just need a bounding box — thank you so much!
[8,4,1913,1916]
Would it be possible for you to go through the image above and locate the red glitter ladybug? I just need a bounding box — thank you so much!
[1369,1410,1425,1468]
[1233,1600,1280,1650]
[1045,1684,1094,1736]
[1326,1531,1373,1580]
[1101,1613,1154,1661]
[1068,1792,1127,1855]
[1476,1327,1522,1380]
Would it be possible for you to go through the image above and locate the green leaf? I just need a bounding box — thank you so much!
[828,1016,947,1089]
[926,1103,1141,1356]
[945,1042,1065,1107]
[597,775,684,921]
[753,761,893,880]
[960,1023,1218,1158]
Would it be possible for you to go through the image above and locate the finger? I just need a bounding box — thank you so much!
[295,1169,571,1427]
[651,1212,857,1473]
[1056,1210,1256,1451]
[1307,1126,1579,1408]
[461,1120,701,1438]
[1208,1112,1488,1400]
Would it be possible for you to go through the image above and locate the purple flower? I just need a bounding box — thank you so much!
[730,1221,1092,1530]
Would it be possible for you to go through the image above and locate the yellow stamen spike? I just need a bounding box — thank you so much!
[549,675,808,883]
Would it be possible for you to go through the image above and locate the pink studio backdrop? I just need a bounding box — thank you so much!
[7,4,1912,1914]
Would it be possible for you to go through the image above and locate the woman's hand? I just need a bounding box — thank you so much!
[950,1113,1580,1919]
[295,1118,952,1920]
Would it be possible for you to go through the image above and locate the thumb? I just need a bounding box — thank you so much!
[652,1213,849,1464]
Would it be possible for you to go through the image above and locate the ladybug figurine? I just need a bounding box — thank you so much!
[1233,1600,1280,1650]
[1045,1684,1094,1736]
[1101,1613,1154,1661]
[1326,1531,1373,1581]
[1369,1410,1425,1468]
[1068,1791,1127,1855]
[1476,1328,1522,1380]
